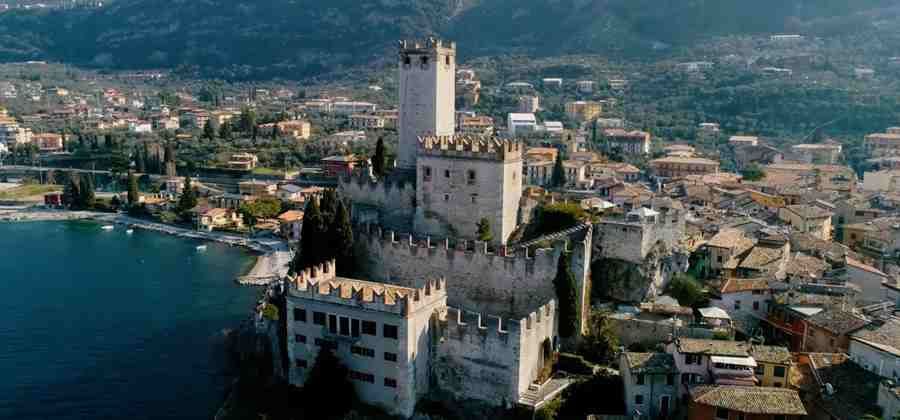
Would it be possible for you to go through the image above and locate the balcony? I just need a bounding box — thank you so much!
[710,357,759,386]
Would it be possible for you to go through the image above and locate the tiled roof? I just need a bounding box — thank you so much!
[785,204,834,219]
[690,385,807,415]
[738,246,784,271]
[807,353,882,419]
[720,277,770,294]
[806,309,869,335]
[706,228,755,250]
[748,345,792,365]
[623,352,676,373]
[677,338,749,357]
[852,318,900,357]
[277,210,304,222]
[785,253,830,279]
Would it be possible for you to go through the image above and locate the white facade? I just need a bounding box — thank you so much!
[398,39,456,170]
[507,113,536,136]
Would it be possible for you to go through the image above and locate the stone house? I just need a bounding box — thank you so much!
[778,204,834,240]
[711,277,773,335]
[277,210,303,242]
[841,257,892,304]
[748,345,793,388]
[619,352,679,419]
[688,385,807,420]
[666,338,756,400]
[850,318,900,379]
[803,309,870,353]
[703,228,755,277]
[195,207,242,231]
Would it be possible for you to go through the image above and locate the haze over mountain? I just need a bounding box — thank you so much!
[0,0,897,79]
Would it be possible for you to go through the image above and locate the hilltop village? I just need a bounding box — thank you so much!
[2,38,900,420]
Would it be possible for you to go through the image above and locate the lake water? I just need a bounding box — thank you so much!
[0,221,258,419]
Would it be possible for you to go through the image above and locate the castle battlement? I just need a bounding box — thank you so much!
[399,38,456,53]
[287,260,447,316]
[357,223,565,266]
[417,135,523,162]
[442,299,556,345]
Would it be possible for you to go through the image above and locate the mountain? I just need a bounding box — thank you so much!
[0,0,896,79]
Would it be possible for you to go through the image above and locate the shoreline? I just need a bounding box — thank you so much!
[0,206,291,285]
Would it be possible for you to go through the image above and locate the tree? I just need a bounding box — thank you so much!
[63,173,81,209]
[476,218,493,242]
[240,196,282,229]
[271,122,279,141]
[319,188,338,225]
[328,199,354,275]
[300,347,356,419]
[239,106,257,133]
[78,176,95,210]
[294,198,325,271]
[666,274,706,308]
[219,121,232,140]
[372,137,386,178]
[203,120,216,141]
[530,202,586,238]
[741,163,766,181]
[578,311,620,364]
[554,252,579,338]
[550,151,566,188]
[126,172,139,207]
[135,146,146,173]
[177,176,198,214]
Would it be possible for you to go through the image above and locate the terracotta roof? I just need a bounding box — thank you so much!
[721,277,770,294]
[677,338,749,357]
[706,228,755,250]
[690,386,807,415]
[785,253,830,279]
[846,257,888,277]
[852,318,900,357]
[748,345,792,365]
[806,309,869,335]
[623,352,676,373]
[738,246,784,271]
[785,204,834,219]
[277,210,304,222]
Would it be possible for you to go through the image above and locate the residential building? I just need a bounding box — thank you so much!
[803,309,870,353]
[667,338,756,398]
[748,345,793,388]
[32,133,64,151]
[595,118,625,129]
[277,210,304,241]
[592,162,641,182]
[797,353,883,420]
[458,115,494,136]
[542,78,563,88]
[711,277,772,333]
[576,80,595,93]
[778,204,834,240]
[619,352,679,419]
[196,207,242,231]
[238,180,277,197]
[688,386,806,420]
[850,318,900,379]
[332,101,377,115]
[862,169,900,192]
[564,101,602,121]
[322,154,368,178]
[729,135,759,147]
[676,61,714,73]
[649,156,719,178]
[507,113,537,136]
[842,257,892,304]
[227,153,259,171]
[272,120,312,141]
[349,114,386,130]
[517,95,540,113]
[866,131,900,158]
[790,142,843,164]
[604,129,651,155]
[704,229,756,276]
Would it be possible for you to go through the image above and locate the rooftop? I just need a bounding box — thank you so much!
[721,277,770,294]
[690,386,807,415]
[623,352,676,373]
[748,345,792,365]
[706,228,755,251]
[676,338,749,357]
[852,317,900,357]
[807,353,882,419]
[785,204,834,219]
[806,309,869,335]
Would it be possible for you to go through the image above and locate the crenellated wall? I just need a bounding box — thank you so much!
[593,212,685,264]
[339,174,417,231]
[432,300,556,406]
[353,224,590,321]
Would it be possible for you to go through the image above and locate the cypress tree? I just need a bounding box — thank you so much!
[553,252,579,338]
[319,188,338,225]
[63,173,81,209]
[78,176,95,210]
[372,137,386,178]
[127,171,139,206]
[329,199,354,275]
[271,123,279,141]
[550,151,566,188]
[203,120,216,141]
[177,176,198,213]
[295,198,325,271]
[135,146,146,173]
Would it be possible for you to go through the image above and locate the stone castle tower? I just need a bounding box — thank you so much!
[397,38,457,170]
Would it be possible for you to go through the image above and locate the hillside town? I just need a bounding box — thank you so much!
[3,38,900,420]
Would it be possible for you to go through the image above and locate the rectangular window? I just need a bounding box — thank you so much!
[774,366,786,378]
[753,301,760,311]
[734,300,741,311]
[313,311,326,326]
[314,338,337,350]
[715,408,729,420]
[384,352,398,362]
[666,374,674,386]
[754,365,764,375]
[423,166,432,181]
[339,317,350,336]
[328,314,337,334]
[349,370,375,383]
[293,308,306,322]
[294,334,306,343]
[384,378,398,388]
[636,374,645,385]
[351,346,375,358]
[444,169,451,178]
[635,395,644,405]
[352,319,360,337]
[362,320,377,335]
[384,324,399,339]
[295,358,307,369]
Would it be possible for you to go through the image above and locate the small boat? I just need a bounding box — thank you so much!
[101,225,114,231]
[196,245,208,251]
[126,229,134,235]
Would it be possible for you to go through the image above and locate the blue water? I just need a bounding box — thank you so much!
[0,221,258,419]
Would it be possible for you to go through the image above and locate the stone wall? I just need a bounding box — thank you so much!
[593,212,685,265]
[339,175,416,232]
[354,224,591,322]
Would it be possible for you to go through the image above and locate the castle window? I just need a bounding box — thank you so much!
[293,308,306,322]
[384,377,398,388]
[467,170,477,185]
[352,319,360,337]
[423,166,432,182]
[362,320,377,335]
[328,314,338,334]
[295,358,307,369]
[384,352,398,362]
[445,55,450,66]
[444,194,451,202]
[471,194,477,204]
[420,56,429,68]
[313,311,326,326]
[513,171,517,181]
[339,316,350,336]
[294,334,306,343]
[403,56,411,66]
[444,169,451,178]
[383,324,399,339]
